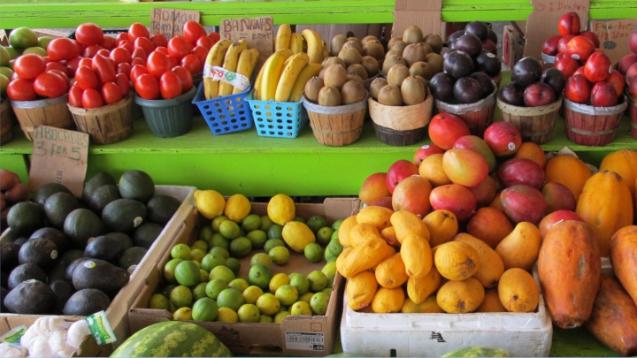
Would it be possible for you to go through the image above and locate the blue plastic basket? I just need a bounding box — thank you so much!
[192,83,253,136]
[247,97,308,138]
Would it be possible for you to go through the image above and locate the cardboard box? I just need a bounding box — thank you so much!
[128,197,360,356]
[0,185,195,355]
[392,0,443,38]
[590,19,637,64]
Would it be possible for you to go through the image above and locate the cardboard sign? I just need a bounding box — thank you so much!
[591,19,637,63]
[151,8,200,39]
[29,126,89,197]
[524,0,590,57]
[220,16,273,64]
[392,0,443,38]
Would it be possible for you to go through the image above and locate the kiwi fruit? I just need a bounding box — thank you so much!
[338,46,363,66]
[401,76,427,105]
[382,52,406,76]
[304,77,324,103]
[323,64,348,88]
[331,34,347,55]
[402,25,424,44]
[402,43,432,66]
[343,38,364,54]
[362,35,379,44]
[388,37,404,50]
[341,80,367,104]
[370,77,388,100]
[425,34,443,53]
[425,52,444,73]
[318,87,342,106]
[378,85,403,106]
[346,74,364,84]
[363,41,385,61]
[387,64,410,87]
[409,62,429,77]
[361,56,380,76]
[322,56,346,68]
[347,64,368,81]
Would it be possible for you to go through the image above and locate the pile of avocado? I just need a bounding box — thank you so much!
[0,170,181,316]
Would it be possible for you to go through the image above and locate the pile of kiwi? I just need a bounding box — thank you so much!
[304,63,367,106]
[383,25,444,80]
[323,35,384,84]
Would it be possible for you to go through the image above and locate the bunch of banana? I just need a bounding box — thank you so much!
[203,39,260,99]
[274,24,327,64]
[253,50,321,102]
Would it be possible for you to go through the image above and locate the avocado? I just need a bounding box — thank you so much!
[50,249,84,282]
[18,237,58,267]
[4,279,55,314]
[71,258,128,294]
[118,246,147,270]
[147,195,180,224]
[8,263,47,289]
[44,192,80,228]
[7,201,45,235]
[65,257,86,282]
[50,279,74,313]
[63,288,110,315]
[0,239,20,269]
[84,233,131,262]
[83,172,116,200]
[102,199,147,232]
[133,222,162,248]
[118,170,155,202]
[30,227,69,251]
[87,185,120,212]
[34,183,71,205]
[63,208,104,247]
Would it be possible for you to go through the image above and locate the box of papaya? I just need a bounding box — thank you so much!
[0,179,195,356]
[128,196,359,356]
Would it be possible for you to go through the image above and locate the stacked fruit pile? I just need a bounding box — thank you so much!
[499,58,564,107]
[202,40,259,99]
[303,63,367,106]
[330,33,385,66]
[384,25,443,79]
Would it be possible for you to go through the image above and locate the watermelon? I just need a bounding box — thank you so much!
[111,321,231,357]
[441,347,510,358]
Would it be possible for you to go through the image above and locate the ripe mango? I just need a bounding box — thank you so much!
[390,210,430,243]
[336,237,395,279]
[498,268,539,313]
[434,241,480,281]
[407,267,441,304]
[375,253,408,289]
[345,271,378,311]
[371,287,405,313]
[437,278,485,313]
[400,234,433,277]
[455,233,504,288]
[356,206,393,229]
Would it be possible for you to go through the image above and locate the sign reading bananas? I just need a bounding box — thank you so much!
[220,16,273,64]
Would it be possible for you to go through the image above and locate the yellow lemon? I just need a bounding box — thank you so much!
[224,194,251,222]
[194,190,225,219]
[269,272,290,293]
[267,194,296,225]
[282,221,316,253]
[217,307,239,323]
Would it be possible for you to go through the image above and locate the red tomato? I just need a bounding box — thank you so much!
[6,78,36,101]
[66,56,82,76]
[46,61,67,73]
[14,54,46,80]
[196,36,212,50]
[171,65,193,91]
[159,71,182,99]
[83,45,103,58]
[151,34,168,48]
[134,37,155,55]
[117,62,131,76]
[75,66,99,90]
[118,40,134,54]
[207,32,221,45]
[183,21,206,45]
[116,32,130,45]
[92,54,117,83]
[134,73,160,100]
[68,85,84,107]
[191,45,208,63]
[82,88,104,108]
[167,36,192,59]
[102,35,116,50]
[146,51,170,78]
[47,38,80,61]
[75,23,104,46]
[33,71,69,98]
[78,57,93,69]
[96,49,110,58]
[48,69,69,82]
[116,73,130,96]
[110,47,131,65]
[154,46,169,56]
[181,54,202,75]
[131,47,147,60]
[101,81,123,105]
[130,64,148,83]
[128,23,150,41]
[167,55,179,69]
[131,57,145,67]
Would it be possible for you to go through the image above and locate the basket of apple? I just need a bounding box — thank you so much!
[497,57,565,144]
[620,30,637,139]
[542,12,601,67]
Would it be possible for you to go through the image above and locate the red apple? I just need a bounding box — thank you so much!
[539,210,581,237]
[580,31,600,48]
[630,78,637,97]
[557,35,574,54]
[627,63,637,84]
[413,144,444,165]
[523,83,557,107]
[555,53,579,78]
[428,112,470,150]
[565,74,591,103]
[631,30,637,54]
[558,12,581,36]
[607,70,625,96]
[543,35,561,56]
[566,35,595,61]
[619,54,637,74]
[590,81,618,107]
[497,158,545,189]
[583,51,611,82]
[386,160,418,193]
[483,122,522,157]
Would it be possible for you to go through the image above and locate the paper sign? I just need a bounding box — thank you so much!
[220,16,273,64]
[152,8,200,39]
[86,311,117,346]
[203,65,250,91]
[392,0,443,38]
[29,126,89,197]
[591,19,637,63]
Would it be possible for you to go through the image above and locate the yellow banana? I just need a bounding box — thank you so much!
[219,41,248,96]
[260,50,293,101]
[253,65,266,100]
[275,53,309,102]
[290,33,304,54]
[203,39,231,99]
[233,48,260,94]
[289,63,321,101]
[301,29,324,64]
[275,24,292,51]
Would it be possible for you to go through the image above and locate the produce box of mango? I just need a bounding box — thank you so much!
[128,191,357,356]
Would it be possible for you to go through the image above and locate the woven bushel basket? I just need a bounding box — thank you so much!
[369,95,433,146]
[68,96,133,145]
[498,98,562,144]
[564,97,627,146]
[303,97,367,146]
[11,95,73,141]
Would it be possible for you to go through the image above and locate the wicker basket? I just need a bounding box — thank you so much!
[0,100,13,144]
[11,95,73,141]
[564,97,628,146]
[303,97,367,146]
[498,98,562,144]
[68,96,133,145]
[369,95,433,146]
[436,85,496,136]
[630,95,637,139]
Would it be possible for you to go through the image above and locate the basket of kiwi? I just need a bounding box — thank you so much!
[324,34,384,90]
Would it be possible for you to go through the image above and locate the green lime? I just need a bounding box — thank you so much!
[0,47,8,67]
[219,220,241,239]
[212,216,227,232]
[23,46,46,56]
[307,270,328,292]
[260,315,273,323]
[274,310,290,323]
[300,292,314,303]
[322,261,337,283]
[209,246,230,259]
[310,291,330,315]
[247,230,267,249]
[0,67,13,79]
[316,227,333,245]
[306,215,327,233]
[293,216,305,223]
[205,279,227,299]
[275,285,298,306]
[163,258,183,283]
[290,301,312,316]
[289,273,310,295]
[324,239,343,262]
[217,288,245,311]
[218,307,238,323]
[171,244,192,260]
[242,214,262,231]
[173,307,192,321]
[37,36,53,49]
[267,224,283,240]
[260,215,274,231]
[322,287,332,295]
[169,285,193,308]
[198,226,214,246]
[230,237,252,258]
[269,272,289,293]
[243,285,263,304]
[9,27,38,49]
[192,240,208,253]
[256,293,280,315]
[264,239,285,253]
[331,230,339,242]
[3,47,17,61]
[199,269,209,282]
[201,253,226,271]
[238,303,260,322]
[303,243,324,263]
[226,257,241,275]
[332,219,344,231]
[209,265,235,283]
[149,293,169,309]
[193,282,208,300]
[248,264,272,290]
[269,246,290,265]
[175,261,200,287]
[229,278,249,292]
[192,297,218,321]
[191,248,206,262]
[250,252,272,267]
[211,233,229,249]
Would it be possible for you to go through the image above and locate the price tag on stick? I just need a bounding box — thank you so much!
[29,126,89,197]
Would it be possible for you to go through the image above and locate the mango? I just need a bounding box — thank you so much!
[418,154,451,186]
[375,253,408,289]
[371,287,405,313]
[455,233,504,288]
[345,271,378,310]
[496,222,541,270]
[610,226,637,306]
[436,278,485,313]
[407,267,441,304]
[349,223,383,247]
[391,175,432,216]
[337,215,358,246]
[400,234,433,277]
[390,210,430,243]
[478,289,506,312]
[498,268,539,312]
[336,237,395,279]
[422,209,458,247]
[466,207,513,248]
[434,241,480,281]
[380,226,398,246]
[356,206,393,229]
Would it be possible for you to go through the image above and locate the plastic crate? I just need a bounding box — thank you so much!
[247,97,308,138]
[192,83,253,135]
